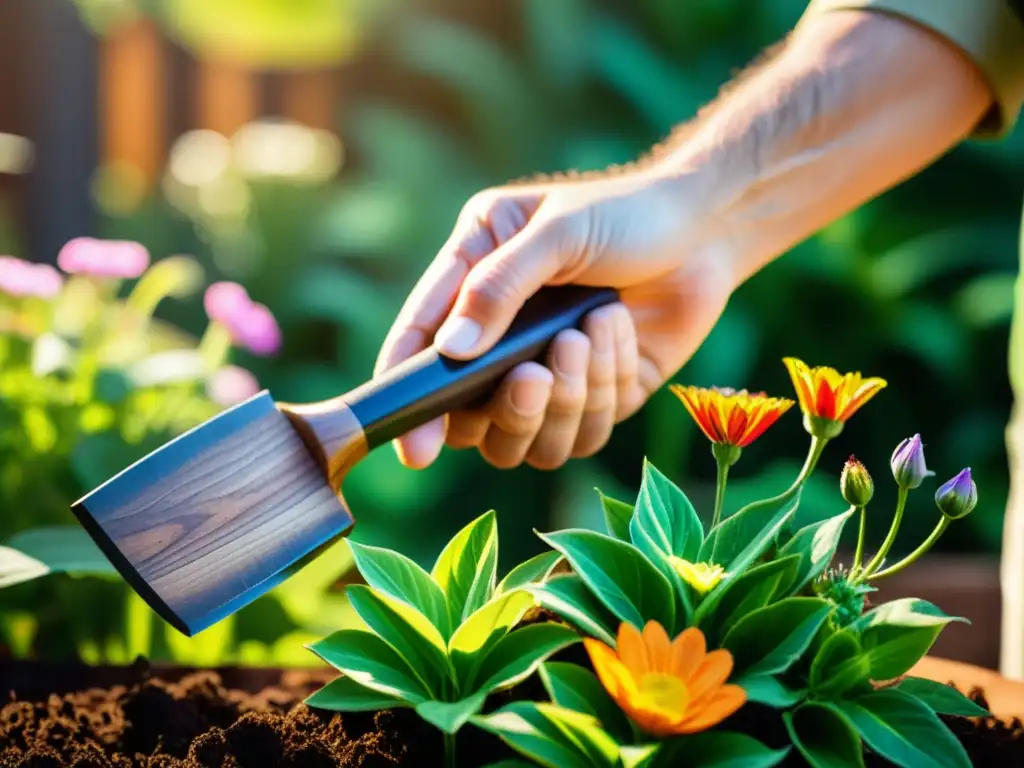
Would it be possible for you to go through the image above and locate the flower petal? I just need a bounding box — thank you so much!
[783,357,814,414]
[670,627,706,680]
[617,622,649,677]
[642,621,672,673]
[675,685,747,733]
[837,377,887,421]
[687,649,734,699]
[585,638,636,704]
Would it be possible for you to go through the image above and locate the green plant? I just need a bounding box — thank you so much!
[306,510,572,766]
[397,357,985,766]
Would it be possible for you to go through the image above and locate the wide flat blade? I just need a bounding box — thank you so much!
[71,391,354,637]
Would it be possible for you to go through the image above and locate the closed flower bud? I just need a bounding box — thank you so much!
[840,456,873,507]
[890,434,931,490]
[935,468,977,520]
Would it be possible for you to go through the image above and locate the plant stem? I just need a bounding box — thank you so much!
[710,442,741,528]
[870,517,950,581]
[444,733,456,768]
[712,455,730,530]
[789,435,829,493]
[852,505,867,574]
[197,322,233,372]
[860,487,908,580]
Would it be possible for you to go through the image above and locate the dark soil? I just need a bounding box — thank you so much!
[2,615,1022,767]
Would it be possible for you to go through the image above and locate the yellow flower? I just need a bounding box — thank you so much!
[584,621,746,738]
[783,358,886,436]
[670,559,726,595]
[670,385,793,448]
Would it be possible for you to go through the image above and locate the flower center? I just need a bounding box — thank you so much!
[637,672,689,718]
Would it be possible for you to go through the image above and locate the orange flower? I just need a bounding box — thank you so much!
[584,621,746,738]
[670,385,793,448]
[783,358,887,425]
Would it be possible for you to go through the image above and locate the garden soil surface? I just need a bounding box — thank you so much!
[2,613,1022,767]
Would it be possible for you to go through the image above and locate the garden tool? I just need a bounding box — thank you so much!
[71,285,618,636]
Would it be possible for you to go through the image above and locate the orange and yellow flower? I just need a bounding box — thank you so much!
[584,621,746,738]
[783,358,887,425]
[670,385,793,448]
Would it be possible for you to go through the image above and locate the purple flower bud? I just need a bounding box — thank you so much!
[57,237,150,279]
[935,468,977,520]
[207,365,261,406]
[890,434,931,489]
[0,256,64,299]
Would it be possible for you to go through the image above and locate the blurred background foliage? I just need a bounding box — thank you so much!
[0,0,1020,665]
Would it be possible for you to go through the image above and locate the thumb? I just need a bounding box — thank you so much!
[433,219,569,359]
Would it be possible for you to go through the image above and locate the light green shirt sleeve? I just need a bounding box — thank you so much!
[799,0,1024,137]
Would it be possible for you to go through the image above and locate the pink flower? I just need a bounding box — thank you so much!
[57,237,150,279]
[207,365,261,405]
[203,281,282,356]
[204,281,251,325]
[235,303,281,356]
[0,256,64,299]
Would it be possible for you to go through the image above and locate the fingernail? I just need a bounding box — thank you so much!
[554,335,589,376]
[511,377,549,416]
[435,316,481,355]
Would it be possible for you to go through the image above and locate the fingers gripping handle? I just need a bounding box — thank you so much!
[346,285,620,450]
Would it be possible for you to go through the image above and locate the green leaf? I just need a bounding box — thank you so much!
[651,731,790,768]
[784,703,865,768]
[527,575,618,645]
[851,598,967,632]
[599,490,634,542]
[449,591,535,686]
[415,691,488,734]
[346,584,452,695]
[837,689,971,768]
[305,675,409,712]
[497,551,564,595]
[473,702,599,768]
[628,458,703,561]
[777,509,855,596]
[307,629,429,703]
[349,540,450,636]
[619,745,660,768]
[472,623,579,693]
[700,488,801,576]
[537,529,674,630]
[853,600,965,681]
[431,510,499,625]
[736,674,806,708]
[0,527,116,588]
[539,662,632,744]
[537,703,621,767]
[722,597,832,677]
[895,678,989,717]
[481,762,538,768]
[695,555,800,641]
[810,630,871,699]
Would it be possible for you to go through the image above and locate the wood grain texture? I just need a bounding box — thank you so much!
[72,392,357,636]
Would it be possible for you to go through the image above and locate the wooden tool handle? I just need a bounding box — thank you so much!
[345,285,620,450]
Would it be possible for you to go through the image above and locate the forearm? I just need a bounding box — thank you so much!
[659,10,994,283]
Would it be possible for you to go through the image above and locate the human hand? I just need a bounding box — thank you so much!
[375,167,739,470]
